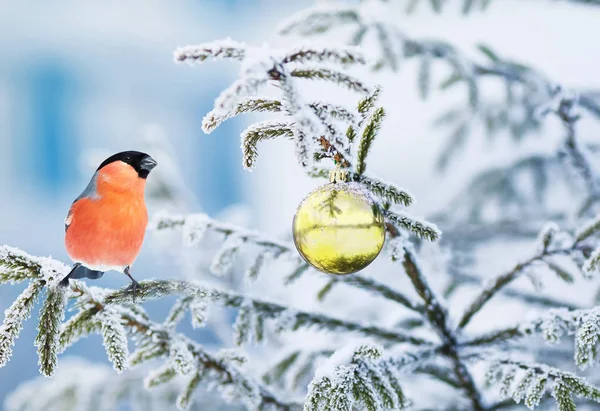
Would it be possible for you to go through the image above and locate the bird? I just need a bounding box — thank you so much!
[60,150,158,301]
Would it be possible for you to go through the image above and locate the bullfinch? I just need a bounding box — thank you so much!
[60,151,157,300]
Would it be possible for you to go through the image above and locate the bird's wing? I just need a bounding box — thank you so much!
[66,172,100,233]
[65,207,74,233]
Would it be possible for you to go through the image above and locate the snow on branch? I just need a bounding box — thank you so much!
[174,38,247,64]
[34,286,67,376]
[103,279,433,346]
[175,38,369,170]
[0,247,299,410]
[5,358,254,411]
[308,167,414,207]
[388,237,486,410]
[290,68,369,94]
[278,1,600,169]
[202,98,283,134]
[486,358,600,409]
[384,209,441,242]
[153,210,427,314]
[0,280,43,367]
[304,344,416,411]
[519,307,600,370]
[457,222,591,330]
[240,120,294,170]
[177,40,441,244]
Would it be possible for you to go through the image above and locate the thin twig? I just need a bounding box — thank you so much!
[457,245,580,330]
[400,247,486,410]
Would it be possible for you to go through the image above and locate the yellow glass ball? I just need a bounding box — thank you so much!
[292,182,385,275]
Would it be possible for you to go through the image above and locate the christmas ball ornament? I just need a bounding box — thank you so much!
[292,169,385,275]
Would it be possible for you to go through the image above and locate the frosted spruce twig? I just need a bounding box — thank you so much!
[457,241,588,330]
[391,240,486,410]
[154,212,425,314]
[69,282,301,411]
[104,279,433,346]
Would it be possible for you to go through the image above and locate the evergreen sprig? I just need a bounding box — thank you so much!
[487,359,600,410]
[0,280,44,367]
[304,344,410,411]
[34,286,67,376]
[278,2,600,169]
[356,107,385,176]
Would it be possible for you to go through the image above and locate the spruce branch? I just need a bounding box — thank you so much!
[309,102,356,123]
[290,68,369,94]
[384,209,441,241]
[309,167,414,207]
[179,39,369,170]
[277,4,360,36]
[5,358,253,411]
[174,39,246,64]
[104,279,433,346]
[58,306,102,353]
[333,275,425,314]
[447,268,579,310]
[356,107,385,176]
[202,98,283,134]
[0,280,44,367]
[99,309,130,373]
[154,211,426,314]
[1,248,300,410]
[0,245,57,284]
[304,344,432,411]
[487,359,600,409]
[555,91,600,202]
[389,239,486,410]
[34,286,68,376]
[280,46,366,66]
[458,226,587,330]
[78,287,299,410]
[279,2,600,167]
[240,120,294,170]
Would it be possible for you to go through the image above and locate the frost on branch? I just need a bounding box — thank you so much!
[35,285,68,377]
[486,359,600,409]
[176,38,367,170]
[0,280,43,367]
[98,308,130,373]
[176,39,440,242]
[174,38,246,64]
[278,1,600,172]
[240,120,294,170]
[5,358,245,411]
[304,344,411,411]
[522,307,600,370]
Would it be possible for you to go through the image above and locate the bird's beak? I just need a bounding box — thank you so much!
[140,156,158,172]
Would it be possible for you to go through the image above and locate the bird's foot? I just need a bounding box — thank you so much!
[125,279,140,303]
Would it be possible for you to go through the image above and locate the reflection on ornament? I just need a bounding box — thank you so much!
[292,182,385,275]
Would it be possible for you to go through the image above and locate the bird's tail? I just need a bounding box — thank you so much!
[59,264,104,286]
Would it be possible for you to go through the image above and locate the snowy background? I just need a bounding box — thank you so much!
[1,0,600,408]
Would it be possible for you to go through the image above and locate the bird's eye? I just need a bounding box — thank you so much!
[123,156,131,162]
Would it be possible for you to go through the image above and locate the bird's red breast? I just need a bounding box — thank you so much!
[65,161,148,271]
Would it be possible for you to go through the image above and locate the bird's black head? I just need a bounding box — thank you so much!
[97,151,158,179]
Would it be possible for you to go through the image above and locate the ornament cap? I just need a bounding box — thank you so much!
[329,165,348,184]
